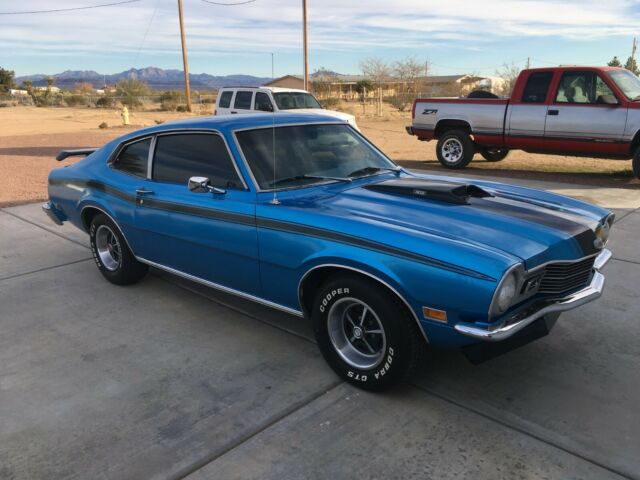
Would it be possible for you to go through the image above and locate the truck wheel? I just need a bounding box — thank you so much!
[436,130,474,169]
[633,147,640,179]
[312,274,424,392]
[480,147,509,162]
[89,214,148,285]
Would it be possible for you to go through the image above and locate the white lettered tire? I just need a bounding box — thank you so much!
[312,274,424,391]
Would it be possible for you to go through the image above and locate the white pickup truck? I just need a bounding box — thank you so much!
[407,66,640,178]
[215,86,359,130]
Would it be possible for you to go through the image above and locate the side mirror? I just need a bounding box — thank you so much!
[598,94,619,105]
[188,176,226,195]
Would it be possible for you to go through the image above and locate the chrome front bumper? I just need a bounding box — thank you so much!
[42,201,64,226]
[454,249,611,342]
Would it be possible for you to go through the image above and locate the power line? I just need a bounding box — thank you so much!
[200,0,258,5]
[0,0,140,15]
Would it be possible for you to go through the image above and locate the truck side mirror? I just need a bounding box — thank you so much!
[598,94,619,105]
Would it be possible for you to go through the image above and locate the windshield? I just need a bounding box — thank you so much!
[236,124,397,190]
[607,69,640,100]
[273,92,322,110]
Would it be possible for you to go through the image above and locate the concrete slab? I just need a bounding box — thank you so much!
[411,259,640,478]
[0,210,90,280]
[186,383,624,480]
[608,211,640,264]
[0,262,338,480]
[1,203,89,248]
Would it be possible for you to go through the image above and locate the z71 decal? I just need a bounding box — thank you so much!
[422,109,438,115]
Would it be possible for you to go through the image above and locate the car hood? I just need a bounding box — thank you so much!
[295,174,609,270]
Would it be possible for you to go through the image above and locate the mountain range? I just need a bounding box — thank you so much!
[15,67,274,90]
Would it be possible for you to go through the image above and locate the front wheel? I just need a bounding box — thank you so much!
[436,129,474,169]
[312,275,424,391]
[89,213,148,285]
[633,146,640,179]
[480,147,509,162]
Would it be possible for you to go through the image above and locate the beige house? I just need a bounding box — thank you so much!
[263,75,305,90]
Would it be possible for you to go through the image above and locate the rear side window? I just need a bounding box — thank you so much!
[234,91,253,110]
[113,138,150,177]
[521,72,553,103]
[254,92,273,112]
[218,91,233,108]
[152,133,242,188]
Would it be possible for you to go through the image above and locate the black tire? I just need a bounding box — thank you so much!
[633,146,640,179]
[480,147,509,162]
[436,129,474,169]
[89,213,148,285]
[312,274,424,391]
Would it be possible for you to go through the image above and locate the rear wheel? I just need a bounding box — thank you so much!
[312,274,424,391]
[89,213,148,285]
[480,147,509,162]
[633,146,640,179]
[436,129,474,169]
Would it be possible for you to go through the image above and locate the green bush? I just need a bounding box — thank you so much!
[176,105,188,112]
[96,96,115,108]
[65,94,88,107]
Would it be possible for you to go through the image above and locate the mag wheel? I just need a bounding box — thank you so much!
[480,147,509,162]
[89,213,148,285]
[633,146,640,179]
[436,129,474,169]
[312,274,424,391]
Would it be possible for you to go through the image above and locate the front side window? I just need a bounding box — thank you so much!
[234,91,253,110]
[555,71,615,104]
[113,138,150,177]
[521,71,553,103]
[152,133,242,188]
[254,92,273,112]
[607,69,640,100]
[236,124,396,190]
[273,92,322,110]
[218,91,233,108]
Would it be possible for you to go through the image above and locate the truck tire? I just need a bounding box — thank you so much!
[633,147,640,179]
[480,147,509,162]
[312,274,423,391]
[436,130,474,169]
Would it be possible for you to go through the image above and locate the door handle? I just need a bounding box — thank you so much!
[547,109,559,116]
[230,111,238,114]
[136,188,154,196]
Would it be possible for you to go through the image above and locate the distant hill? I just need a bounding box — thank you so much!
[15,67,273,90]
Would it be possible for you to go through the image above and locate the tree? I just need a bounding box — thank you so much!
[115,78,150,107]
[359,57,391,87]
[46,76,54,88]
[310,67,338,99]
[20,80,33,93]
[393,56,424,94]
[608,56,622,67]
[625,56,639,75]
[495,62,521,96]
[0,67,15,93]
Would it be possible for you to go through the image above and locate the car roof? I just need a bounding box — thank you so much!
[116,112,346,141]
[219,86,310,94]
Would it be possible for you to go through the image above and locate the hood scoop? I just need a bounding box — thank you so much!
[365,178,493,205]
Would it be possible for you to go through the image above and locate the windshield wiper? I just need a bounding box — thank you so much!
[347,166,402,178]
[269,174,352,187]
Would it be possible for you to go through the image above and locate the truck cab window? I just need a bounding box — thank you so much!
[521,72,553,103]
[218,91,233,108]
[254,92,273,112]
[555,71,615,104]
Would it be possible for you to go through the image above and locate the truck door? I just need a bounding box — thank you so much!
[543,70,628,155]
[506,71,553,150]
[230,90,254,115]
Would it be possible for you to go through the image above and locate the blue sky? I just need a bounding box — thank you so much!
[1,0,639,77]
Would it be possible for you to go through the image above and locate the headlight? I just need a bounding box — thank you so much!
[594,215,614,249]
[495,271,518,314]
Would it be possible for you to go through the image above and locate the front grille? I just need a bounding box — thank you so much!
[538,256,596,295]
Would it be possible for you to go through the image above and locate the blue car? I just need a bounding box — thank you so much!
[44,113,614,391]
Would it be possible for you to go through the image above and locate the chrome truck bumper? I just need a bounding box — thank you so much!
[454,249,611,342]
[42,201,65,226]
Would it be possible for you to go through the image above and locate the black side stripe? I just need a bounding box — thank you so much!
[51,178,495,281]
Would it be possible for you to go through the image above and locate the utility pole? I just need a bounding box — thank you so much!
[302,0,308,90]
[526,57,530,69]
[632,37,637,67]
[178,0,192,112]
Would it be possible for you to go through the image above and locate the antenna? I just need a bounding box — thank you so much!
[269,52,280,205]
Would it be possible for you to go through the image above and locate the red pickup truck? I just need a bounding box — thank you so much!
[407,66,640,178]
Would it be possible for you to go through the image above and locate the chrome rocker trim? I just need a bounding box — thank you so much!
[455,248,611,342]
[136,256,305,318]
[42,201,64,225]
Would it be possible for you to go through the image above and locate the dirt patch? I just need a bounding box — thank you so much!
[0,106,638,207]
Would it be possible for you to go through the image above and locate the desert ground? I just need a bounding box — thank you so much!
[0,105,638,206]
